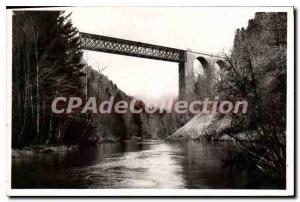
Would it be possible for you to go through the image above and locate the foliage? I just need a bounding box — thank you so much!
[216,12,287,184]
[12,11,86,148]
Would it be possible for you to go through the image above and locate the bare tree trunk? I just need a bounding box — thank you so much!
[34,27,40,142]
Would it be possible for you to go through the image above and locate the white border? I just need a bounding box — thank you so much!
[5,6,294,197]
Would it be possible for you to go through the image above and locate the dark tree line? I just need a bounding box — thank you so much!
[12,11,86,148]
[216,12,287,184]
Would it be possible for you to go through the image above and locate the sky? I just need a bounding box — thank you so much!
[70,7,257,105]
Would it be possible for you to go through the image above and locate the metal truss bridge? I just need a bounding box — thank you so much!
[79,32,186,63]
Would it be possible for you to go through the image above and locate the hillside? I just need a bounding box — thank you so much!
[166,113,232,141]
[84,66,181,144]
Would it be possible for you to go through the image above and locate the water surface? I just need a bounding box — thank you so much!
[12,140,278,189]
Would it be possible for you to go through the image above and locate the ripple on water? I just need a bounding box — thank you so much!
[65,142,186,188]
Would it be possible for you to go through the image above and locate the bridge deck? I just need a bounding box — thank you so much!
[79,32,186,63]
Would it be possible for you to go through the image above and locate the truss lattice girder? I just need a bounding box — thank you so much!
[79,32,186,63]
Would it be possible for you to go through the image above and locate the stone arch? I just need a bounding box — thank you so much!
[193,57,209,81]
[193,56,212,99]
[216,60,226,69]
[214,60,226,81]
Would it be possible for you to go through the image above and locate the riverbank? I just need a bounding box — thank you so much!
[165,113,260,142]
[12,135,145,159]
[165,113,232,141]
[12,145,79,159]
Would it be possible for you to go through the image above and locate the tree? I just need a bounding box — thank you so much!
[12,11,85,148]
[217,12,287,184]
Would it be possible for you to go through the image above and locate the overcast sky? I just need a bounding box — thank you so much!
[70,7,257,105]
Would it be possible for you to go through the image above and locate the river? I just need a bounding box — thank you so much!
[12,140,279,189]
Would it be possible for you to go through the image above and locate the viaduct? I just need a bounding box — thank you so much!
[79,32,226,101]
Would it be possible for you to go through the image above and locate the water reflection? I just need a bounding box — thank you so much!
[11,140,274,189]
[68,142,185,188]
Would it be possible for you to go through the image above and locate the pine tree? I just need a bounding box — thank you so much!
[12,11,85,148]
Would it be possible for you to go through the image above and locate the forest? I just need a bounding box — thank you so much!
[213,12,286,185]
